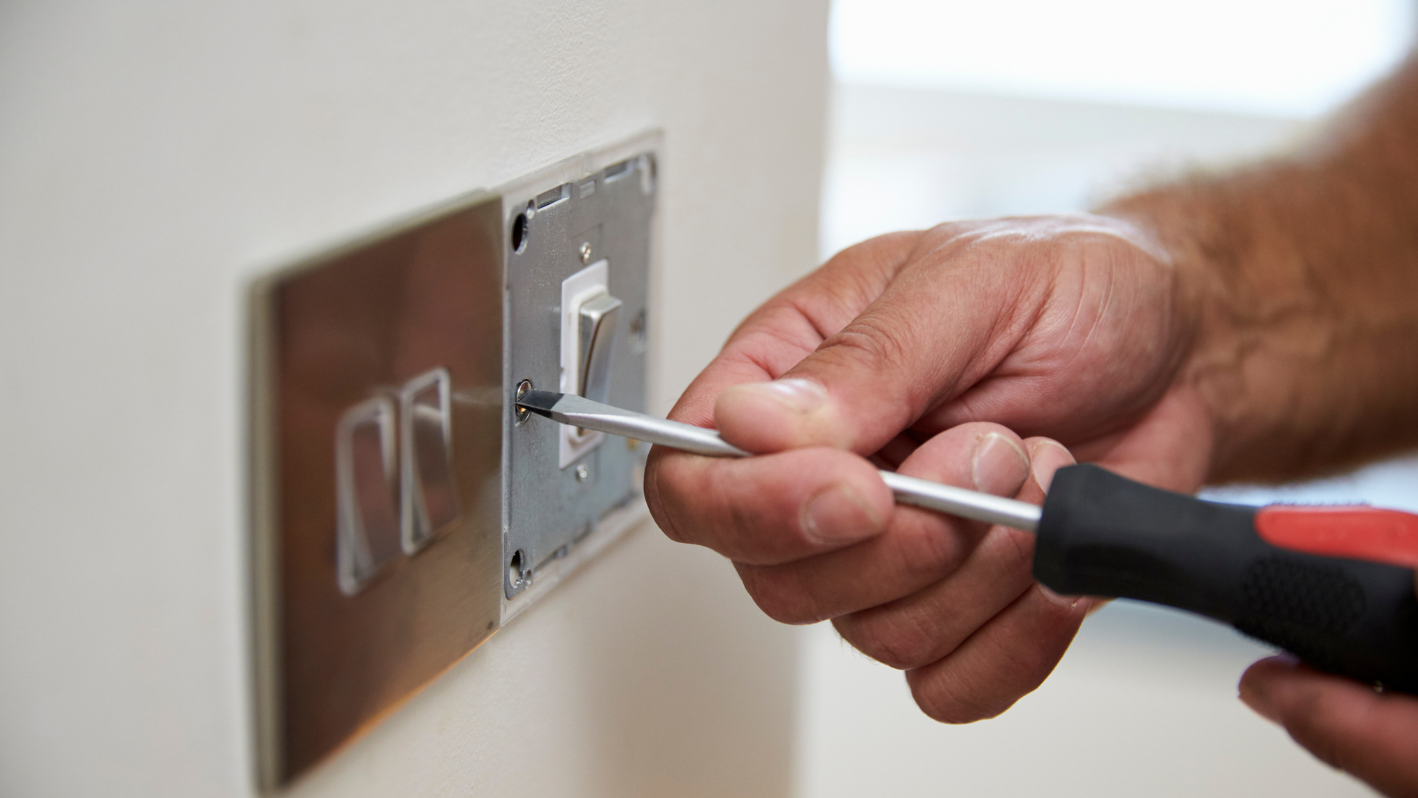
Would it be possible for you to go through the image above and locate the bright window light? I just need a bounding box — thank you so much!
[831,0,1415,117]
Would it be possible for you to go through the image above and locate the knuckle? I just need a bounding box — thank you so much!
[1286,712,1353,774]
[829,315,913,370]
[737,566,821,625]
[907,671,974,724]
[1282,693,1355,774]
[720,498,759,553]
[993,528,1038,577]
[831,229,921,267]
[1029,583,1085,631]
[700,459,780,560]
[1295,732,1346,772]
[908,670,1018,725]
[648,455,788,560]
[839,611,941,671]
[892,519,969,582]
[924,220,967,239]
[644,455,688,545]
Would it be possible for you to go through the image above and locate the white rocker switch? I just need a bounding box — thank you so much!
[559,259,622,467]
[577,292,621,404]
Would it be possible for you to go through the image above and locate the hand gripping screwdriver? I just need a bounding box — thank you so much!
[516,390,1418,692]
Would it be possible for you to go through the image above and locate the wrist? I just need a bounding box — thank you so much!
[1101,163,1418,484]
[1097,179,1286,483]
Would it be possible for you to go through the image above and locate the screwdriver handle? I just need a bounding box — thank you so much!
[1035,464,1418,693]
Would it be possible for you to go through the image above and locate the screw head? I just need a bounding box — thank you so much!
[508,550,526,588]
[579,242,592,263]
[628,308,647,352]
[575,463,590,482]
[514,379,533,425]
[637,154,656,195]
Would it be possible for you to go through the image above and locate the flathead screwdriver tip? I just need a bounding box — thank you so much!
[515,389,564,418]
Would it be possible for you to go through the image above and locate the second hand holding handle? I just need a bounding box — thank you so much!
[1036,465,1418,693]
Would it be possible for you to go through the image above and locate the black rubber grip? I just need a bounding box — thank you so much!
[1035,464,1418,692]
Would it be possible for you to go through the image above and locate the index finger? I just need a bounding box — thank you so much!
[644,445,892,565]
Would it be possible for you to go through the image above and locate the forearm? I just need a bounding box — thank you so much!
[1103,53,1418,483]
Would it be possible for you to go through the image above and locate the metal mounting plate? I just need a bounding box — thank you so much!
[250,132,657,790]
[500,139,655,617]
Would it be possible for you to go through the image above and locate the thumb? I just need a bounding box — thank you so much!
[715,265,1018,454]
[1240,655,1418,796]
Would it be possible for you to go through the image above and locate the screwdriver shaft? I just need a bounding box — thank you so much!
[516,390,1042,533]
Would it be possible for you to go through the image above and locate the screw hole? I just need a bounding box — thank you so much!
[629,308,648,353]
[638,154,657,195]
[508,550,526,588]
[511,212,529,253]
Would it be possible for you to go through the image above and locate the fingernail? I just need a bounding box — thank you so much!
[802,483,883,545]
[1029,440,1076,492]
[1238,680,1281,724]
[1037,582,1091,611]
[971,433,1030,496]
[736,378,827,415]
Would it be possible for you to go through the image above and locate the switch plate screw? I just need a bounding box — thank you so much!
[514,379,533,425]
[508,550,526,588]
[579,242,592,263]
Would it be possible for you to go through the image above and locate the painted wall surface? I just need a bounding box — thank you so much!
[0,2,829,795]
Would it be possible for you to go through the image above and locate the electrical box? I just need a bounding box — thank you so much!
[250,133,657,788]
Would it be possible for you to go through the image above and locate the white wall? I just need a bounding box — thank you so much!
[0,2,829,795]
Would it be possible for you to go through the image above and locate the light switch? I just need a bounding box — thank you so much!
[558,259,616,467]
[400,368,460,553]
[253,133,655,787]
[335,396,402,594]
[577,293,622,404]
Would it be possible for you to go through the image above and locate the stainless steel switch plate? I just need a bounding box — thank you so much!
[250,132,657,789]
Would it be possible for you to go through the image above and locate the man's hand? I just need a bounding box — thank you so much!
[639,50,1418,788]
[1241,656,1418,797]
[645,214,1215,721]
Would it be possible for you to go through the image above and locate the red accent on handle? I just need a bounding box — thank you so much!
[1255,506,1418,569]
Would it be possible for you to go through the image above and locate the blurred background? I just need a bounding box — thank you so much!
[803,1,1417,795]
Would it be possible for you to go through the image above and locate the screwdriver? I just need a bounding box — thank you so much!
[517,390,1418,693]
